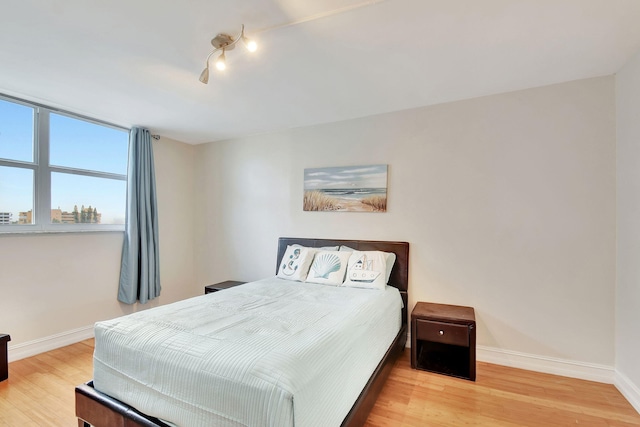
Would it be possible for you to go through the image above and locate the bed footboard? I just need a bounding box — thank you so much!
[75,381,171,427]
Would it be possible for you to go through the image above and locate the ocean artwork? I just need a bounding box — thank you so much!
[303,164,388,212]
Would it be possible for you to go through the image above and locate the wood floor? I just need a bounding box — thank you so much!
[0,340,638,426]
[365,354,640,427]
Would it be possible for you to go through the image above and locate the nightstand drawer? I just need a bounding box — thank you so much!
[415,319,469,347]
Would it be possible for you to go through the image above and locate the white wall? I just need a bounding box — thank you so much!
[0,136,197,360]
[0,77,620,383]
[195,77,616,373]
[615,50,640,411]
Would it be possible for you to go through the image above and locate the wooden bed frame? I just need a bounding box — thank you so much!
[76,237,409,427]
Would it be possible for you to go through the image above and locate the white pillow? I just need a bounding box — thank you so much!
[277,245,315,282]
[306,251,352,286]
[340,246,396,284]
[384,252,397,283]
[292,244,339,253]
[318,245,340,251]
[343,250,391,290]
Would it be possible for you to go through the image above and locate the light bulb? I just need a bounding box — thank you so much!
[245,38,257,52]
[215,50,226,71]
[241,25,257,53]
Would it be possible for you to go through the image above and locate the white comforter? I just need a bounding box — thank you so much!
[93,277,402,427]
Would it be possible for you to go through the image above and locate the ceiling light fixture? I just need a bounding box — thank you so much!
[199,24,257,84]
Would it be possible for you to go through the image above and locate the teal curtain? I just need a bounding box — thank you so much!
[118,127,160,304]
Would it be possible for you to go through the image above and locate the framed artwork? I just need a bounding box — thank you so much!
[303,164,388,212]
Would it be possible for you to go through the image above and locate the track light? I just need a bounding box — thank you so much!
[198,67,209,84]
[199,24,257,84]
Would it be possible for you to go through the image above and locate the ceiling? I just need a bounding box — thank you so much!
[2,0,640,144]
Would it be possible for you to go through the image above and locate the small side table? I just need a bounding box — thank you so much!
[411,302,476,381]
[204,280,246,294]
[1,334,10,382]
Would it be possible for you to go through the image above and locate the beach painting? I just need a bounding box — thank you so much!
[303,164,388,212]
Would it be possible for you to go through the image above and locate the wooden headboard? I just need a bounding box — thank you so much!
[276,237,410,324]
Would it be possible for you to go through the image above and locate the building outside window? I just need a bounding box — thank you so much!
[0,212,11,224]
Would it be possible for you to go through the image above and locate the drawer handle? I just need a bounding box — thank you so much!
[439,330,444,335]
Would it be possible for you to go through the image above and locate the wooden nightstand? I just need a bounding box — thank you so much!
[204,280,246,294]
[1,334,10,382]
[411,302,476,381]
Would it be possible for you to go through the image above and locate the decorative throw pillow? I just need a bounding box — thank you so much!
[277,245,315,282]
[306,251,352,286]
[340,247,396,284]
[343,250,390,290]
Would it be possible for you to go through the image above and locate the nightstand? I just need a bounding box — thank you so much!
[204,280,246,294]
[1,334,10,382]
[411,302,476,381]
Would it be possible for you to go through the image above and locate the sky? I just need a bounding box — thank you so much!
[303,164,388,190]
[0,98,128,224]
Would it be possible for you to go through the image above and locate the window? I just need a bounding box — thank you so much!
[0,95,128,232]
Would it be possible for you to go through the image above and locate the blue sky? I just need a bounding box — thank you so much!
[0,99,128,224]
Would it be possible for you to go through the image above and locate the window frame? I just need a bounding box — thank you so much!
[0,94,128,233]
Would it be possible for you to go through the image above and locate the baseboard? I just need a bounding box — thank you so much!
[615,371,640,414]
[476,345,614,384]
[406,334,613,383]
[8,329,617,386]
[8,325,94,362]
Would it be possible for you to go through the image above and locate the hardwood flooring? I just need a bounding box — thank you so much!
[0,339,94,426]
[366,354,640,427]
[0,340,638,426]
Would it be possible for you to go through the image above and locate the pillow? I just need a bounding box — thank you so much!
[277,245,315,281]
[292,244,339,253]
[306,250,352,286]
[340,246,396,284]
[384,252,397,283]
[343,250,392,290]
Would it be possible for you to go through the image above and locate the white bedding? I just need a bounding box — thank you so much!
[93,277,403,427]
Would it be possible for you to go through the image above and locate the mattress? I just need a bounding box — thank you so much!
[93,277,403,427]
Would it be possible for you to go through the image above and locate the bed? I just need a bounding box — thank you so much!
[76,237,409,427]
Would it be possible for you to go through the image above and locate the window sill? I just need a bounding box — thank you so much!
[0,228,125,236]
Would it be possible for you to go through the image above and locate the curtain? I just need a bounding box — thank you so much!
[118,127,161,304]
